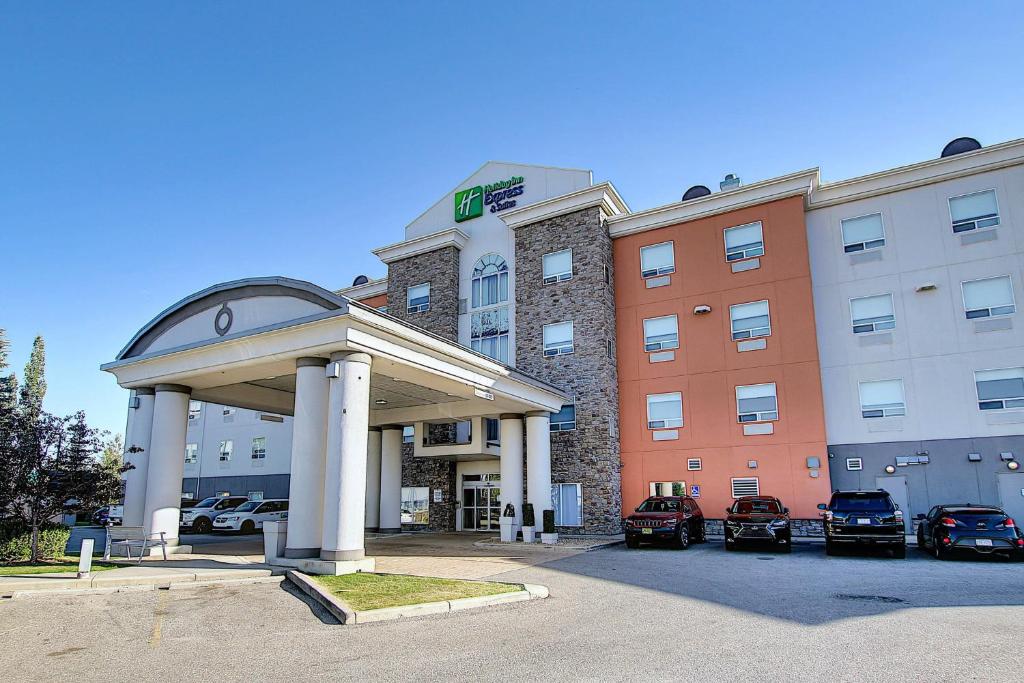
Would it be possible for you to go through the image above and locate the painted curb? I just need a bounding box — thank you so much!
[286,570,355,624]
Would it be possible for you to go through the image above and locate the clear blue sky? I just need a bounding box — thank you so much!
[2,2,1023,439]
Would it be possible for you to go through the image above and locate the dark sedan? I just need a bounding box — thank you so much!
[916,504,1024,561]
[724,496,791,552]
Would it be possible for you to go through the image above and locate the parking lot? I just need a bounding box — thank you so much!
[3,538,1022,682]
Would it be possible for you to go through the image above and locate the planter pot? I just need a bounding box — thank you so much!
[499,518,519,543]
[540,532,559,545]
[521,526,536,543]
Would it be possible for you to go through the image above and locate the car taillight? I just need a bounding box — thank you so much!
[1016,538,1023,547]
[940,517,957,528]
[894,510,903,521]
[942,536,952,545]
[1004,518,1016,528]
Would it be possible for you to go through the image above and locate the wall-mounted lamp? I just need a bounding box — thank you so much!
[915,283,938,292]
[884,465,896,474]
[747,460,758,469]
[694,305,712,315]
[806,457,821,469]
[999,452,1015,462]
[967,453,983,462]
[1009,461,1020,471]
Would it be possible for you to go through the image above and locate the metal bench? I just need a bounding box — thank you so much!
[103,526,168,563]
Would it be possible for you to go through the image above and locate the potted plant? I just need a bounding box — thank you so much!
[541,509,559,545]
[521,503,536,543]
[499,503,518,543]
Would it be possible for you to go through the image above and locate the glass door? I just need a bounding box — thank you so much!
[462,483,502,531]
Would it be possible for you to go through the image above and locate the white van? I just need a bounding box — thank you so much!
[213,499,289,533]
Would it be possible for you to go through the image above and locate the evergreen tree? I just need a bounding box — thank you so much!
[19,335,46,419]
[0,329,18,522]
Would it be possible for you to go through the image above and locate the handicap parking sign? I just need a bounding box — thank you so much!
[690,485,700,498]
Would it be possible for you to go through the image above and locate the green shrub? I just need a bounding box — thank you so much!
[522,503,535,527]
[0,524,71,563]
[543,509,556,534]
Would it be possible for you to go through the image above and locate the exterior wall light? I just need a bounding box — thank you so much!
[968,453,982,462]
[694,305,712,315]
[747,460,758,469]
[1009,461,1020,471]
[915,283,938,292]
[884,465,896,474]
[1000,452,1015,461]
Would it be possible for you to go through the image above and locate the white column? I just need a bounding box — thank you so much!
[143,384,191,545]
[499,414,524,527]
[321,352,372,562]
[526,411,552,527]
[122,388,155,528]
[284,357,330,559]
[378,426,403,533]
[365,428,382,531]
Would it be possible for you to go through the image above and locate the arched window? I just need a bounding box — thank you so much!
[471,254,509,309]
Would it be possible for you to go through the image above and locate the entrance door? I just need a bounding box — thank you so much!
[996,473,1024,522]
[462,483,502,531]
[876,475,910,532]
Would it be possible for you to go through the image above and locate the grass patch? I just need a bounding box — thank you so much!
[0,558,119,576]
[313,572,522,611]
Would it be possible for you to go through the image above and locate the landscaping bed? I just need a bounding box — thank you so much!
[312,572,522,611]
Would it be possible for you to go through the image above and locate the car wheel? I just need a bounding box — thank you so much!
[725,541,735,551]
[193,517,212,534]
[825,539,837,556]
[625,537,639,549]
[916,525,925,549]
[892,545,906,559]
[675,526,689,550]
[240,520,256,534]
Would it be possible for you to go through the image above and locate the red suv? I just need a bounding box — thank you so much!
[624,496,706,549]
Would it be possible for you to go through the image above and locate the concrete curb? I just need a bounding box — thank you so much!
[0,566,278,598]
[285,571,548,625]
[473,539,624,551]
[2,575,283,599]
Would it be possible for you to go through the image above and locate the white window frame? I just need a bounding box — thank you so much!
[647,392,683,429]
[551,483,583,527]
[736,383,778,423]
[471,307,509,363]
[643,314,679,352]
[858,379,906,419]
[961,275,1016,320]
[840,212,886,253]
[542,248,573,284]
[723,221,764,262]
[542,321,574,356]
[218,439,233,462]
[730,300,771,341]
[730,477,760,498]
[402,425,414,444]
[949,189,1000,234]
[184,443,199,465]
[846,458,863,471]
[251,436,267,460]
[471,254,509,309]
[640,241,675,278]
[407,282,431,313]
[550,403,576,432]
[401,486,430,526]
[850,293,896,334]
[974,367,1024,411]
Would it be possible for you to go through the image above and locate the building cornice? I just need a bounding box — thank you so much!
[371,227,469,265]
[606,169,819,238]
[498,182,629,229]
[809,137,1024,209]
[336,277,388,300]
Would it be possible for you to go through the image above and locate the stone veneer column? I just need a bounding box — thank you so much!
[499,414,525,526]
[526,411,552,524]
[384,245,461,341]
[365,427,382,531]
[321,352,372,562]
[122,387,155,528]
[284,357,330,559]
[378,426,404,533]
[143,384,191,545]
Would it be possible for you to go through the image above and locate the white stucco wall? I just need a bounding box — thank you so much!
[807,164,1024,445]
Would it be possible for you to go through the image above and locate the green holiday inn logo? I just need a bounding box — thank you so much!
[454,186,483,222]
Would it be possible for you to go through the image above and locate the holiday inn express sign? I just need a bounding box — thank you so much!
[454,175,525,222]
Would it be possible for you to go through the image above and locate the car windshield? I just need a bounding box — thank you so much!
[636,499,681,513]
[732,500,781,514]
[189,497,218,509]
[233,502,260,513]
[944,508,1006,523]
[833,494,894,512]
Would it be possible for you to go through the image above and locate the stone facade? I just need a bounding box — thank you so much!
[385,245,461,342]
[401,443,456,532]
[514,206,623,534]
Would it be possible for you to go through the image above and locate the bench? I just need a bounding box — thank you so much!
[103,526,168,563]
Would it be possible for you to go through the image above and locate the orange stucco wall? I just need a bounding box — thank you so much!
[613,195,831,519]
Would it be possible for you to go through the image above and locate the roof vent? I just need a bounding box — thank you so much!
[940,137,981,158]
[720,174,741,191]
[681,185,712,201]
[351,274,370,286]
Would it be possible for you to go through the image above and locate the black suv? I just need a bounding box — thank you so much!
[818,490,906,558]
[623,496,706,549]
[724,496,791,552]
[916,504,1024,561]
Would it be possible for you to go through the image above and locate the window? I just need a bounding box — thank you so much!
[218,440,233,462]
[471,307,509,362]
[949,189,1000,233]
[401,487,429,525]
[222,407,235,416]
[731,477,760,498]
[730,301,771,340]
[485,418,500,444]
[407,283,430,313]
[846,458,863,471]
[724,221,764,262]
[184,443,198,464]
[736,383,778,423]
[647,392,683,429]
[188,401,202,421]
[543,249,573,283]
[643,315,679,352]
[377,305,389,314]
[962,276,1015,319]
[260,413,284,423]
[640,241,675,278]
[424,420,472,446]
[550,404,576,432]
[542,321,574,356]
[471,254,509,308]
[402,425,414,444]
[551,483,582,527]
[841,213,885,253]
[975,368,1024,411]
[247,491,264,501]
[687,458,702,471]
[649,482,686,497]
[251,437,266,460]
[859,379,906,418]
[850,294,896,334]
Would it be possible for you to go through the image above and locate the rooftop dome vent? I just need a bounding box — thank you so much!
[681,185,712,201]
[351,274,370,286]
[940,137,982,158]
[720,173,741,191]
